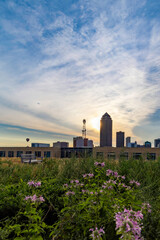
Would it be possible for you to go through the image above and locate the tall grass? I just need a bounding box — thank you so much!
[0,157,160,239]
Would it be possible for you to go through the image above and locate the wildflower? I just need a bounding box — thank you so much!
[115,209,143,239]
[142,203,152,213]
[24,194,45,203]
[75,180,79,184]
[82,189,87,193]
[94,162,105,167]
[89,227,105,240]
[83,173,94,178]
[39,196,45,202]
[113,171,118,177]
[27,181,41,187]
[106,169,113,176]
[66,191,75,196]
[129,180,141,186]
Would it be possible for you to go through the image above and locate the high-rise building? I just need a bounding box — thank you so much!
[154,138,160,148]
[116,131,125,147]
[126,137,131,147]
[100,112,112,147]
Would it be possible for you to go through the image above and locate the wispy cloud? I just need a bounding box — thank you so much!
[0,0,160,146]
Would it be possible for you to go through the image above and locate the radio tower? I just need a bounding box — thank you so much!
[82,119,86,138]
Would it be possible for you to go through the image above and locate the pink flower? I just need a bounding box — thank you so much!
[66,191,75,196]
[129,180,141,186]
[39,196,45,202]
[27,180,41,187]
[94,162,105,167]
[31,194,37,202]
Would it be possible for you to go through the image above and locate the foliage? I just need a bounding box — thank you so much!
[0,157,160,239]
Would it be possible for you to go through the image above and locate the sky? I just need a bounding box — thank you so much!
[0,0,160,147]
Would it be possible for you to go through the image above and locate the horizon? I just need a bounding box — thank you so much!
[0,0,160,147]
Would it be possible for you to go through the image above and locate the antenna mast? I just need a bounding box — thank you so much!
[82,119,86,138]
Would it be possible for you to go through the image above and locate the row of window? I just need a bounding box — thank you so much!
[96,152,156,160]
[0,151,51,158]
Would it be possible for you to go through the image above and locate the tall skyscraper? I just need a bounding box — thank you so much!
[126,137,131,147]
[154,138,160,147]
[116,131,125,147]
[100,112,112,147]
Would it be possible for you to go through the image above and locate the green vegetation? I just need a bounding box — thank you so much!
[0,157,160,239]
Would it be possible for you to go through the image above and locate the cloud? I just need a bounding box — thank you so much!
[0,0,160,146]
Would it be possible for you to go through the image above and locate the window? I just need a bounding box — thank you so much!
[133,153,142,160]
[17,151,23,157]
[96,152,104,158]
[107,152,116,160]
[35,151,41,157]
[8,151,14,157]
[26,151,32,154]
[44,151,51,158]
[0,151,5,157]
[120,152,128,160]
[147,153,156,160]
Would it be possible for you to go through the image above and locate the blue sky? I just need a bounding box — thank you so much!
[0,0,160,147]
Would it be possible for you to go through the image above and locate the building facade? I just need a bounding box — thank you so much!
[116,131,124,147]
[53,141,69,148]
[73,137,93,148]
[126,137,131,147]
[31,143,50,147]
[100,112,112,147]
[93,146,160,160]
[154,138,160,148]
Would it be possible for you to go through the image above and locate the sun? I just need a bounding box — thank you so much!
[91,117,100,131]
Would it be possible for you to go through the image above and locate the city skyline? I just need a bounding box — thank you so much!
[0,0,160,147]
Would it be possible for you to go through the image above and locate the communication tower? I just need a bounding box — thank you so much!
[82,119,86,138]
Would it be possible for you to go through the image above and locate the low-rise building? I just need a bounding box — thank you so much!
[93,146,160,160]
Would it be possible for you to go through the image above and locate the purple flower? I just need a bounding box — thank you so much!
[66,191,75,196]
[35,181,41,187]
[24,194,45,203]
[31,194,37,202]
[88,173,94,177]
[28,181,34,186]
[24,196,31,201]
[89,227,105,239]
[115,209,143,239]
[129,180,141,186]
[39,196,45,202]
[27,180,41,187]
[101,162,105,167]
[114,171,118,177]
[94,162,105,167]
[142,203,152,213]
[106,169,113,176]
